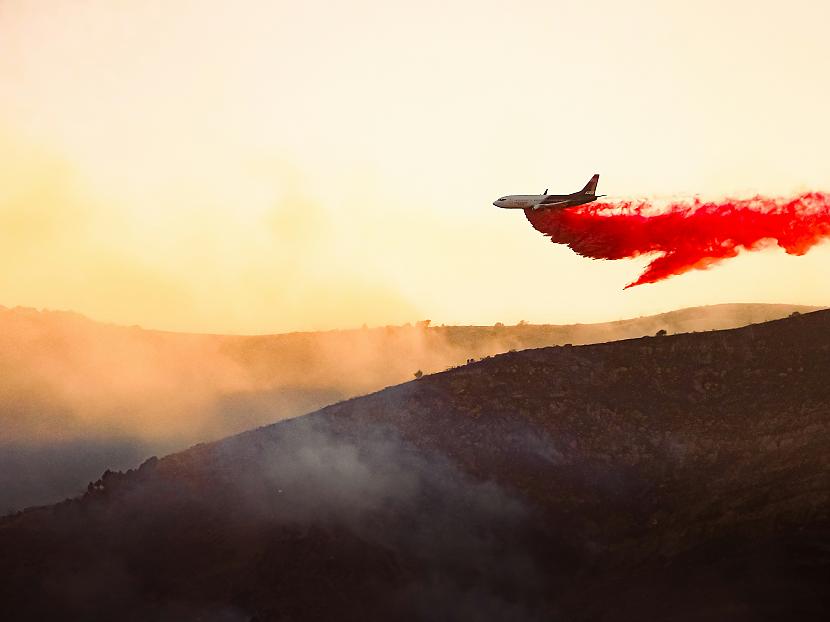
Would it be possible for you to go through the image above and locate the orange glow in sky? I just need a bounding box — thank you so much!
[1,0,829,333]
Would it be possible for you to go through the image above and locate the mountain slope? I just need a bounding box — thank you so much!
[1,302,819,512]
[2,310,830,620]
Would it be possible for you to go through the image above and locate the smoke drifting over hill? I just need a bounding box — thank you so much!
[524,192,830,287]
[4,310,830,620]
[0,303,820,512]
[0,418,548,621]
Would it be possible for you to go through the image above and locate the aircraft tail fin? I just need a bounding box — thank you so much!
[580,174,600,196]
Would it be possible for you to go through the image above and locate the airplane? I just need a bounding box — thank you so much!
[493,174,604,211]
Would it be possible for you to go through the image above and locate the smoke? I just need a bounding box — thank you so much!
[0,439,154,515]
[524,192,830,287]
[1,303,818,512]
[2,416,551,620]
[0,307,498,511]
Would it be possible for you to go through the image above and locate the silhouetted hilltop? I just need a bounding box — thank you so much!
[2,302,819,439]
[2,302,818,512]
[2,309,829,620]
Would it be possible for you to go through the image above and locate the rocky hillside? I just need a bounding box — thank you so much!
[2,309,829,620]
[2,302,817,512]
[2,302,817,442]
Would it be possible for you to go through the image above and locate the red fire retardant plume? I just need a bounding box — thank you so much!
[524,192,830,288]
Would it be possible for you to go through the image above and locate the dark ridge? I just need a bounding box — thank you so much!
[2,310,830,620]
[2,302,818,512]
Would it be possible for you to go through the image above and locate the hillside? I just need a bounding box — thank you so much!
[1,302,818,512]
[2,310,829,620]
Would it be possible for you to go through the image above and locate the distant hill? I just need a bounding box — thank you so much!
[0,302,821,512]
[2,309,829,620]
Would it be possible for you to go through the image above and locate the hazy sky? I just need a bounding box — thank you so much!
[2,0,829,333]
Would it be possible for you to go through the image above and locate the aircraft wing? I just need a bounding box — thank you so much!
[532,199,571,210]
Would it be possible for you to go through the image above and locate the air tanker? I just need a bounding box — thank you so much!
[493,174,603,211]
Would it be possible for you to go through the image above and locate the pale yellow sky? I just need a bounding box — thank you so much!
[1,0,829,333]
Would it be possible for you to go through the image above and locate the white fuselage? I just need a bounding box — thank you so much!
[492,194,547,210]
[493,175,602,211]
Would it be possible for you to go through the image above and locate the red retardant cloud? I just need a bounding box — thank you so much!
[524,192,830,288]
